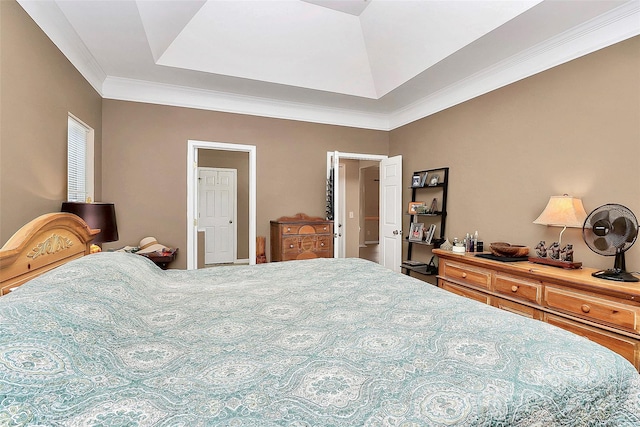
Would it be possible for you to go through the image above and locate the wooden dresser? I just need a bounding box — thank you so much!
[270,213,333,262]
[433,249,640,370]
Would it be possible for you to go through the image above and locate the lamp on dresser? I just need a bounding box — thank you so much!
[531,194,587,269]
[61,202,119,246]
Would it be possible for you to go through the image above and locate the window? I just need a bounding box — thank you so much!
[67,114,94,202]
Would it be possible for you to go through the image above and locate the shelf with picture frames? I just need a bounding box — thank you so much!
[402,167,449,277]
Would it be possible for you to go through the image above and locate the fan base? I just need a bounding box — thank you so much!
[592,269,639,282]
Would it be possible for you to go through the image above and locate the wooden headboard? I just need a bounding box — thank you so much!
[0,213,99,295]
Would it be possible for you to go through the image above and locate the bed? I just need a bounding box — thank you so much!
[1,214,639,426]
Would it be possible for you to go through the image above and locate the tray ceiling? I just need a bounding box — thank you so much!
[19,0,640,129]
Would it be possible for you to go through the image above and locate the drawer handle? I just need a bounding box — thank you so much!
[320,243,324,247]
[511,285,519,293]
[462,272,467,278]
[581,304,591,313]
[323,227,327,230]
[287,227,291,232]
[289,244,294,248]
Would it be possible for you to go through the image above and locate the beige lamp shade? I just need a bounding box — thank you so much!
[533,195,588,227]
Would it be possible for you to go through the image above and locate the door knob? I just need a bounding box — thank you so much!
[229,220,233,224]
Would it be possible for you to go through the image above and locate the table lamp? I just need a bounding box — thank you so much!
[531,194,587,268]
[61,202,119,245]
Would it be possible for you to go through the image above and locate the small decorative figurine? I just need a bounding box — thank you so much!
[561,244,574,262]
[535,240,547,258]
[548,242,561,260]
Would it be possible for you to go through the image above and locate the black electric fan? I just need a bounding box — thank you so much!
[582,204,639,282]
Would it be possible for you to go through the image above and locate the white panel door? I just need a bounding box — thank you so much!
[379,155,403,272]
[198,168,236,264]
[330,151,343,257]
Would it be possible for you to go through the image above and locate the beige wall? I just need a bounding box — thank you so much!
[391,36,640,272]
[2,1,638,274]
[362,166,380,243]
[101,100,389,267]
[0,0,102,244]
[343,159,360,258]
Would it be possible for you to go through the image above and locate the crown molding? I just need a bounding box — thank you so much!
[18,0,106,94]
[388,1,640,129]
[102,77,391,130]
[19,0,639,131]
[103,1,639,131]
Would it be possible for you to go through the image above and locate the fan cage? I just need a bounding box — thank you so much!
[582,204,638,256]
[582,203,639,283]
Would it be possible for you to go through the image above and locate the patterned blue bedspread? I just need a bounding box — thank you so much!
[1,253,639,426]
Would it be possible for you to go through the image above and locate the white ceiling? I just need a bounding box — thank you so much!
[19,0,640,130]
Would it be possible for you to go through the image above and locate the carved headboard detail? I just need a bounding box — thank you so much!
[0,213,99,295]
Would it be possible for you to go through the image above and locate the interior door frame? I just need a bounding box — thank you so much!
[326,151,389,259]
[197,167,238,264]
[187,140,256,270]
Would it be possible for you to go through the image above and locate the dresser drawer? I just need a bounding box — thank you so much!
[282,237,299,254]
[317,235,332,250]
[545,286,640,334]
[440,280,490,304]
[493,297,542,320]
[494,273,542,304]
[281,223,332,235]
[441,260,492,289]
[545,313,639,370]
[314,224,332,234]
[282,224,304,234]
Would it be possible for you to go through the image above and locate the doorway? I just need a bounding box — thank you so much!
[359,164,380,263]
[336,159,378,261]
[327,152,402,271]
[187,140,257,270]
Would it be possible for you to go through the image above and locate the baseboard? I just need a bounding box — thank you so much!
[364,240,379,245]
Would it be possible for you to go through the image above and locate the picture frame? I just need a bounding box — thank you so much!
[411,174,421,187]
[419,172,429,187]
[428,197,438,214]
[409,222,424,241]
[408,202,424,214]
[424,224,437,244]
[428,174,440,186]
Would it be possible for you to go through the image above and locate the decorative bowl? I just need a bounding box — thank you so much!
[490,242,530,258]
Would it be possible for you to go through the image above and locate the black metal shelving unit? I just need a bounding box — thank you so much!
[401,167,449,276]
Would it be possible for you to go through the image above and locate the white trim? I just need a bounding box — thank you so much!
[21,0,639,131]
[331,152,388,162]
[327,151,388,260]
[98,3,640,130]
[187,140,256,270]
[18,0,106,94]
[388,1,640,129]
[338,163,346,258]
[67,113,94,203]
[102,77,390,131]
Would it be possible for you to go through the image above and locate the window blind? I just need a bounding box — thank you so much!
[67,116,90,202]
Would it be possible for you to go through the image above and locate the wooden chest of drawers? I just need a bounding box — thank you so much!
[270,213,333,262]
[433,249,640,370]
